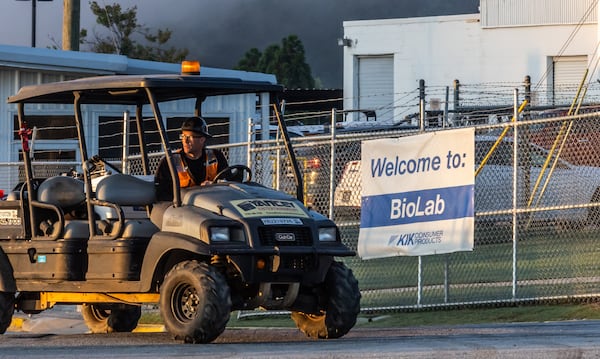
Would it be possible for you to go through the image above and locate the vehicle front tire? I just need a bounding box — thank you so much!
[292,261,360,339]
[81,303,141,333]
[160,260,231,344]
[0,292,15,334]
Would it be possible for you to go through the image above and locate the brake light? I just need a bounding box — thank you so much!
[256,258,266,270]
[306,158,321,169]
[181,60,201,75]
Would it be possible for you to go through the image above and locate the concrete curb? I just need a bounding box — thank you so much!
[133,324,166,333]
[8,314,165,334]
[7,316,24,332]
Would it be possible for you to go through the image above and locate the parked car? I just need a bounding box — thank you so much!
[528,118,600,168]
[252,125,326,212]
[475,135,600,225]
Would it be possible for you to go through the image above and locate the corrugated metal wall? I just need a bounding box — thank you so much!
[481,0,597,28]
[0,69,18,192]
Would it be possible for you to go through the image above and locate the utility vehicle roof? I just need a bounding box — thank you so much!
[7,73,283,105]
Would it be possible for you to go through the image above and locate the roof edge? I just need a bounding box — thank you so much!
[0,44,278,84]
[0,44,128,73]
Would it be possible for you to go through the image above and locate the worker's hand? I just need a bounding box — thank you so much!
[201,180,213,186]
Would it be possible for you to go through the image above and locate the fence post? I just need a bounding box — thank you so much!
[444,86,449,128]
[328,108,337,219]
[524,75,531,105]
[419,79,425,131]
[246,118,253,170]
[453,79,460,111]
[512,88,519,300]
[444,254,449,303]
[418,256,423,306]
[122,111,130,174]
[521,76,532,210]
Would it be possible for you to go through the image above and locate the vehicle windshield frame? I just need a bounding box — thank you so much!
[9,73,287,218]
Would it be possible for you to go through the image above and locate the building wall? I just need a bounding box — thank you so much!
[0,70,17,162]
[341,3,599,121]
[0,45,276,191]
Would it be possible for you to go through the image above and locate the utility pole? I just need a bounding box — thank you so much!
[62,0,80,51]
[16,0,53,47]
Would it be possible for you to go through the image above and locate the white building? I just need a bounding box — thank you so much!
[0,44,276,191]
[340,0,600,123]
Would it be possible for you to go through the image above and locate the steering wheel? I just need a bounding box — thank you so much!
[213,165,252,183]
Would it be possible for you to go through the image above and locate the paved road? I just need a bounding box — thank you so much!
[3,309,600,358]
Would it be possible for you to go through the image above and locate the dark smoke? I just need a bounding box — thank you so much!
[146,0,480,88]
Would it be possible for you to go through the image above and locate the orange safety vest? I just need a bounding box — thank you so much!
[174,149,219,188]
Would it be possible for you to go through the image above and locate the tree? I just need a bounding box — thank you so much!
[80,1,188,63]
[236,48,261,71]
[236,35,315,89]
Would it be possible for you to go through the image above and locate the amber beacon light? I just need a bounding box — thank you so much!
[181,60,201,75]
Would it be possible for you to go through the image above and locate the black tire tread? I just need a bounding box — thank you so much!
[160,260,231,343]
[0,292,14,334]
[292,261,360,339]
[81,303,141,333]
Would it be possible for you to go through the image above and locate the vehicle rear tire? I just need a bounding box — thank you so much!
[81,303,141,333]
[0,292,15,334]
[292,261,360,339]
[160,260,231,343]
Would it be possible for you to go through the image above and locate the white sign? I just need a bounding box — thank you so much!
[358,128,474,259]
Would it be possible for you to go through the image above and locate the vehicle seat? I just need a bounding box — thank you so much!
[37,176,85,208]
[95,174,156,206]
[95,174,158,238]
[36,176,88,239]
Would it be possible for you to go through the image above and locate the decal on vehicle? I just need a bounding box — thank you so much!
[275,232,296,241]
[261,217,304,225]
[0,209,20,226]
[232,199,309,218]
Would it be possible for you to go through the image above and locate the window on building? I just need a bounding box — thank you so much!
[98,115,230,159]
[13,114,78,161]
[98,115,161,159]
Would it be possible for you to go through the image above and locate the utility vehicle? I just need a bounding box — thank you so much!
[0,62,360,343]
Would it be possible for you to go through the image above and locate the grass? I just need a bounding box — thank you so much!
[140,303,600,328]
[350,303,600,328]
[338,224,600,308]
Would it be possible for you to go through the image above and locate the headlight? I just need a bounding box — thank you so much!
[210,227,230,242]
[318,227,337,242]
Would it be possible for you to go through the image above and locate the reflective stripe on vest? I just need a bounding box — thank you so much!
[175,149,218,188]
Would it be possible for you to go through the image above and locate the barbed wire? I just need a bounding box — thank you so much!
[18,79,600,160]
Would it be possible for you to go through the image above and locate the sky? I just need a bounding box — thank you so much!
[1,0,480,88]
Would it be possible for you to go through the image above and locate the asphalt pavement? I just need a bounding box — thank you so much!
[7,307,600,358]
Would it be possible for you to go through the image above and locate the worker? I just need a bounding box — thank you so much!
[154,116,228,201]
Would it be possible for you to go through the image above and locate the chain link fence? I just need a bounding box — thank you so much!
[241,108,600,312]
[5,109,600,312]
[3,79,600,313]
